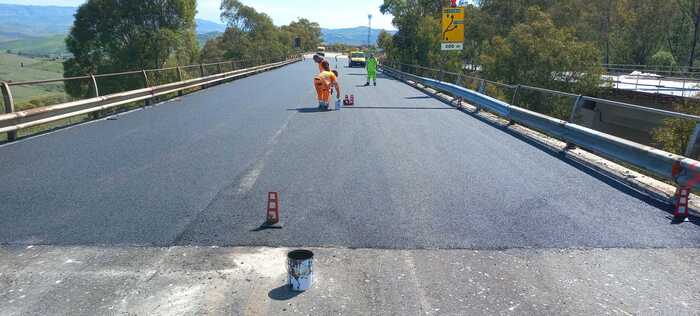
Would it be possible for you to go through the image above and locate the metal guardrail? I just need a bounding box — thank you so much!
[0,56,302,141]
[381,63,700,192]
[384,62,700,155]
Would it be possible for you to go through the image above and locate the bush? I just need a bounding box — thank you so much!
[649,51,677,68]
[652,101,699,156]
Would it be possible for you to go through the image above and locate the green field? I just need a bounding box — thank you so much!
[0,53,72,110]
[0,35,69,57]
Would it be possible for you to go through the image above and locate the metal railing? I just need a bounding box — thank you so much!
[0,55,302,141]
[381,62,700,192]
[383,61,700,154]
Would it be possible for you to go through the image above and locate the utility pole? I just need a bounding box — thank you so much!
[368,14,373,50]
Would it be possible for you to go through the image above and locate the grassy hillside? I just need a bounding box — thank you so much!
[0,53,71,110]
[0,4,74,39]
[0,35,68,57]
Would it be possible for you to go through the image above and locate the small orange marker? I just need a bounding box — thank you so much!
[267,192,279,224]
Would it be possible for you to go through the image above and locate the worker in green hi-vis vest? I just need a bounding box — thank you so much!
[364,54,378,86]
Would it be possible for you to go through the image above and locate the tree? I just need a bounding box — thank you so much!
[650,50,678,68]
[678,0,700,67]
[200,1,320,64]
[653,101,700,156]
[380,0,462,69]
[610,0,675,65]
[377,30,393,51]
[480,8,603,93]
[64,0,197,97]
[281,18,322,52]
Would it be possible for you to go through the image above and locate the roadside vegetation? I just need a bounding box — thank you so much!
[199,0,321,62]
[379,0,700,156]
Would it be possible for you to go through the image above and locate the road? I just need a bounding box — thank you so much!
[1,56,699,315]
[1,56,698,248]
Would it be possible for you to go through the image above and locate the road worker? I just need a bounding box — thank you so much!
[365,54,378,86]
[313,60,341,110]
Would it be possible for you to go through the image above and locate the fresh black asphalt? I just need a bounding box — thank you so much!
[1,59,698,248]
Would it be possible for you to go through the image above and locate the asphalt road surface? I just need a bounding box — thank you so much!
[1,58,698,248]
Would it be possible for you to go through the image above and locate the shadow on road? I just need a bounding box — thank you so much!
[345,106,456,110]
[268,285,302,301]
[669,215,700,225]
[405,96,432,99]
[287,107,331,113]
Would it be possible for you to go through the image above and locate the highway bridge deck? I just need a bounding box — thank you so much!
[1,58,698,248]
[1,56,699,315]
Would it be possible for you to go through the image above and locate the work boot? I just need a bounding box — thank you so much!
[364,82,370,86]
[374,81,377,86]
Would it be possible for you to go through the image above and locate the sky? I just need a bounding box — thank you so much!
[0,0,397,30]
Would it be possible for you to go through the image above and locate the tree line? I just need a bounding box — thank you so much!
[63,0,321,97]
[378,0,700,156]
[378,0,700,93]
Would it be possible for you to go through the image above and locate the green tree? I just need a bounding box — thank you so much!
[201,0,318,63]
[649,50,678,68]
[677,0,700,67]
[280,18,322,52]
[653,101,700,156]
[377,30,393,52]
[481,8,602,93]
[64,0,197,97]
[380,0,462,70]
[610,0,675,65]
[479,7,603,119]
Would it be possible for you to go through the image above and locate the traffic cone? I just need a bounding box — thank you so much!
[265,192,282,228]
[674,187,690,220]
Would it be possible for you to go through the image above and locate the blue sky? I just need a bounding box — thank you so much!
[0,0,397,30]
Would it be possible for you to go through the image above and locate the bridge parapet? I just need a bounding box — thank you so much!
[382,63,700,202]
[0,55,302,142]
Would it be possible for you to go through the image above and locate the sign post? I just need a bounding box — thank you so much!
[441,6,465,51]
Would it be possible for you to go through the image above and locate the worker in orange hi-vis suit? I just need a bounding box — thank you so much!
[313,60,341,110]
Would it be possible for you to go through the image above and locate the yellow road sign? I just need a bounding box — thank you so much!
[441,7,464,50]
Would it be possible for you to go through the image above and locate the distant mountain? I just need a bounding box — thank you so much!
[0,3,227,57]
[0,3,226,42]
[321,27,396,46]
[196,19,226,34]
[0,4,74,40]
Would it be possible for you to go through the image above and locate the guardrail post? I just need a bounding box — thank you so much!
[200,64,205,77]
[90,74,99,97]
[511,84,520,106]
[684,122,700,159]
[217,63,222,74]
[478,79,486,94]
[176,66,184,96]
[1,81,17,141]
[569,95,584,123]
[142,70,152,106]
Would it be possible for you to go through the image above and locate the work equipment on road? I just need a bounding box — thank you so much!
[265,192,282,228]
[674,187,690,220]
[335,98,342,111]
[343,94,355,106]
[288,249,314,291]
